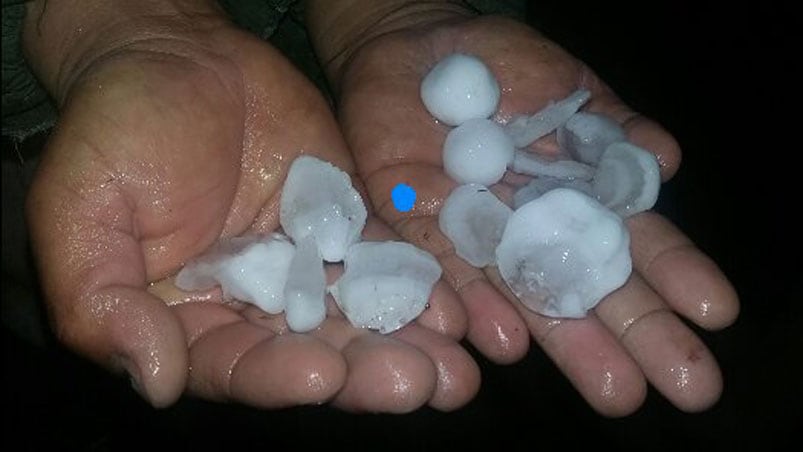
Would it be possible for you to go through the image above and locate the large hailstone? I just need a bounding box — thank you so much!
[443,118,515,186]
[439,183,512,267]
[175,234,296,314]
[280,156,367,262]
[496,189,631,318]
[330,241,442,334]
[420,53,501,126]
[593,142,661,217]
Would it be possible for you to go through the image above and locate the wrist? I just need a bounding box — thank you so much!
[21,0,228,103]
[305,0,475,88]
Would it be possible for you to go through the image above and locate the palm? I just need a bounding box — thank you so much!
[337,15,738,415]
[28,26,477,411]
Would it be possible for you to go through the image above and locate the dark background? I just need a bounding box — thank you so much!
[3,1,800,450]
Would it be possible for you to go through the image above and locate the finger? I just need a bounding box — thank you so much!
[628,212,739,330]
[27,178,187,408]
[361,216,468,340]
[594,274,724,412]
[171,301,242,346]
[310,317,438,413]
[181,307,346,407]
[487,269,647,417]
[84,287,189,408]
[392,324,481,411]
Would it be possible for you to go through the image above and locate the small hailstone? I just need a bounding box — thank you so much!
[496,189,631,318]
[510,149,595,180]
[557,112,627,165]
[593,142,661,217]
[443,118,515,186]
[504,89,591,148]
[176,234,296,314]
[283,236,327,333]
[280,156,367,262]
[512,176,594,209]
[420,53,501,126]
[439,183,513,267]
[330,241,442,334]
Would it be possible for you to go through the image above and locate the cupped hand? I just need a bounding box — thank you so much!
[331,12,739,416]
[25,7,477,411]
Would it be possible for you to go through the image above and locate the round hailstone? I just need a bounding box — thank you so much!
[593,142,661,217]
[280,156,367,262]
[330,241,442,334]
[496,189,631,318]
[439,183,512,267]
[420,53,500,126]
[557,112,627,165]
[175,234,296,314]
[443,118,514,186]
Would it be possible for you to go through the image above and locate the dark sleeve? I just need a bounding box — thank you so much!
[2,0,57,142]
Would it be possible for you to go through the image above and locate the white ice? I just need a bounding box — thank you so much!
[593,142,661,217]
[510,150,595,180]
[330,241,442,334]
[443,118,515,186]
[283,236,327,333]
[175,233,296,314]
[557,112,627,165]
[512,176,594,209]
[420,53,501,126]
[439,183,513,267]
[504,89,591,148]
[280,156,367,262]
[496,189,631,318]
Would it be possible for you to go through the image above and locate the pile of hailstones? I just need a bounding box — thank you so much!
[175,52,660,334]
[176,155,442,334]
[428,53,660,319]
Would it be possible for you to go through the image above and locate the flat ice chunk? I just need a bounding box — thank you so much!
[513,177,593,209]
[557,112,627,165]
[420,53,500,126]
[443,118,515,186]
[284,236,327,333]
[593,142,661,217]
[280,156,367,262]
[330,241,442,334]
[510,150,595,180]
[176,234,296,314]
[504,89,591,148]
[496,189,631,318]
[439,183,513,267]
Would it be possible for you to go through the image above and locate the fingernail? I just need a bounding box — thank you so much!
[128,372,145,399]
[114,354,148,403]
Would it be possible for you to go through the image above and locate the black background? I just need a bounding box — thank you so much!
[3,1,800,450]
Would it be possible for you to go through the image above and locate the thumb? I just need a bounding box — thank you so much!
[26,153,188,407]
[79,286,189,408]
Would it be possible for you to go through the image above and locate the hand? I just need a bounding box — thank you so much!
[308,3,739,415]
[23,0,478,411]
